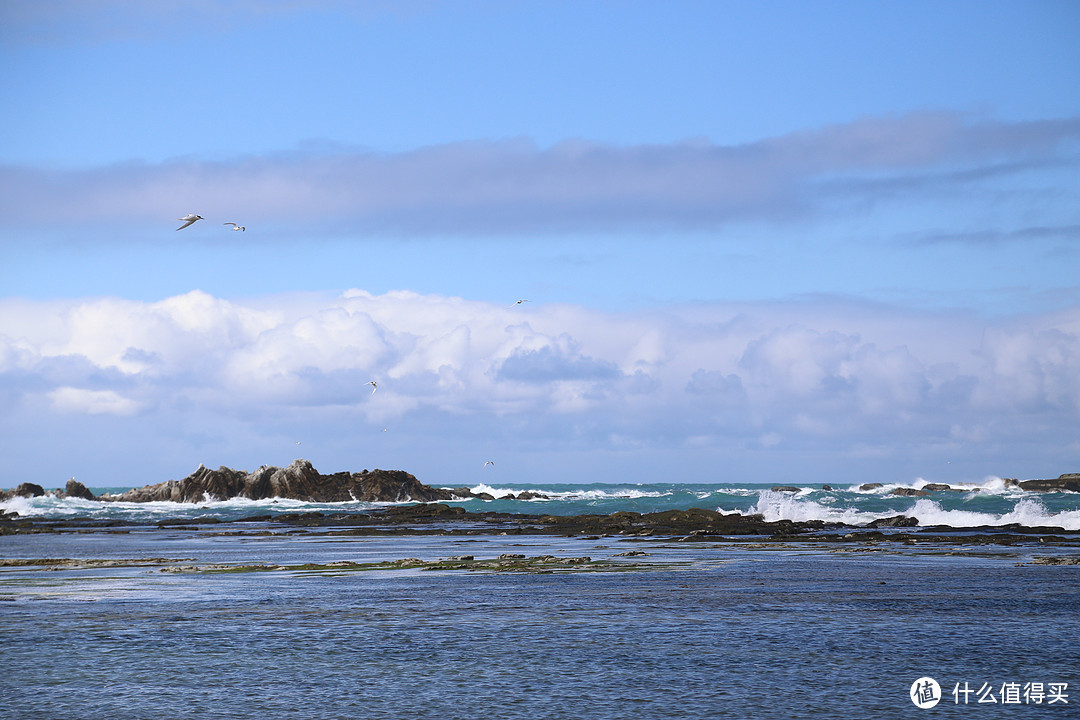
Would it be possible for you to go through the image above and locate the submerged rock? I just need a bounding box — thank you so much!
[890,488,929,497]
[99,459,456,504]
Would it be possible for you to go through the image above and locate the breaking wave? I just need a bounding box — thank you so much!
[4,479,1079,528]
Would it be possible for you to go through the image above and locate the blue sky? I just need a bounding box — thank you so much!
[1,0,1078,490]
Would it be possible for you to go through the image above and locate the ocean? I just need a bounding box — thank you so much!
[4,477,1080,529]
[2,479,1078,719]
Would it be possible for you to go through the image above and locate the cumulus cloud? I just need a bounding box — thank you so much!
[3,113,1077,238]
[48,387,143,416]
[2,290,1078,466]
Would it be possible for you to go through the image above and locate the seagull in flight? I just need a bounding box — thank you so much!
[176,214,203,230]
[483,461,495,469]
[365,381,378,394]
[511,299,529,307]
[223,222,246,232]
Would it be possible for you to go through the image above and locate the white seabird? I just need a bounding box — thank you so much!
[224,222,246,231]
[176,214,203,230]
[483,461,495,469]
[511,299,529,307]
[365,381,378,394]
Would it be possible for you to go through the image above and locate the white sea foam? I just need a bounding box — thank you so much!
[464,484,672,501]
[730,489,1080,530]
[0,492,389,522]
[909,497,1080,530]
[849,475,1026,498]
[741,490,881,526]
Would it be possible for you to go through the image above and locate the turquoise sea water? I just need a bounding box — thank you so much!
[4,478,1080,530]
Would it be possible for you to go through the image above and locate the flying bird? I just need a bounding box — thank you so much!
[511,299,529,307]
[176,214,203,230]
[224,223,246,231]
[483,461,495,469]
[365,381,378,394]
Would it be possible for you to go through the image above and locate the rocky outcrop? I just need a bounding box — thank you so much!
[0,483,46,501]
[1017,473,1080,493]
[100,459,456,504]
[64,479,96,501]
[0,479,95,502]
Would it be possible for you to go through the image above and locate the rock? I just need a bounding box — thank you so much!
[771,486,801,493]
[866,515,919,528]
[64,479,96,501]
[890,488,929,497]
[100,459,455,504]
[13,483,45,498]
[859,483,884,491]
[515,491,549,500]
[383,503,466,519]
[922,483,952,492]
[822,485,833,491]
[1018,474,1080,493]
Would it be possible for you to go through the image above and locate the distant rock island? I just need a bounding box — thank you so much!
[1,460,468,504]
[1,465,1078,503]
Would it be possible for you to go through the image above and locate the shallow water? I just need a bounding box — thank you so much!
[1,529,1077,719]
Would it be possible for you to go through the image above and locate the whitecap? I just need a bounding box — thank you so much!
[736,489,881,525]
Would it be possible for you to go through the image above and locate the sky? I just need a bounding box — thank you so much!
[1,0,1079,491]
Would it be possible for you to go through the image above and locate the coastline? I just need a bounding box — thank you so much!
[5,500,1080,548]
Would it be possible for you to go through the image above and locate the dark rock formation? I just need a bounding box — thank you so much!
[100,459,456,504]
[859,483,884,491]
[771,486,801,493]
[1018,474,1080,493]
[922,483,952,491]
[0,483,46,501]
[867,515,920,528]
[890,488,929,497]
[64,479,96,501]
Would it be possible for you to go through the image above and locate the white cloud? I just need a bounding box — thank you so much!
[3,113,1077,238]
[48,387,142,416]
[2,290,1077,460]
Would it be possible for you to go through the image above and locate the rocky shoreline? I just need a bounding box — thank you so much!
[2,462,1079,541]
[3,498,1080,544]
[2,460,1078,505]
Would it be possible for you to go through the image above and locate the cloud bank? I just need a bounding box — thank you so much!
[3,112,1078,238]
[2,289,1078,485]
